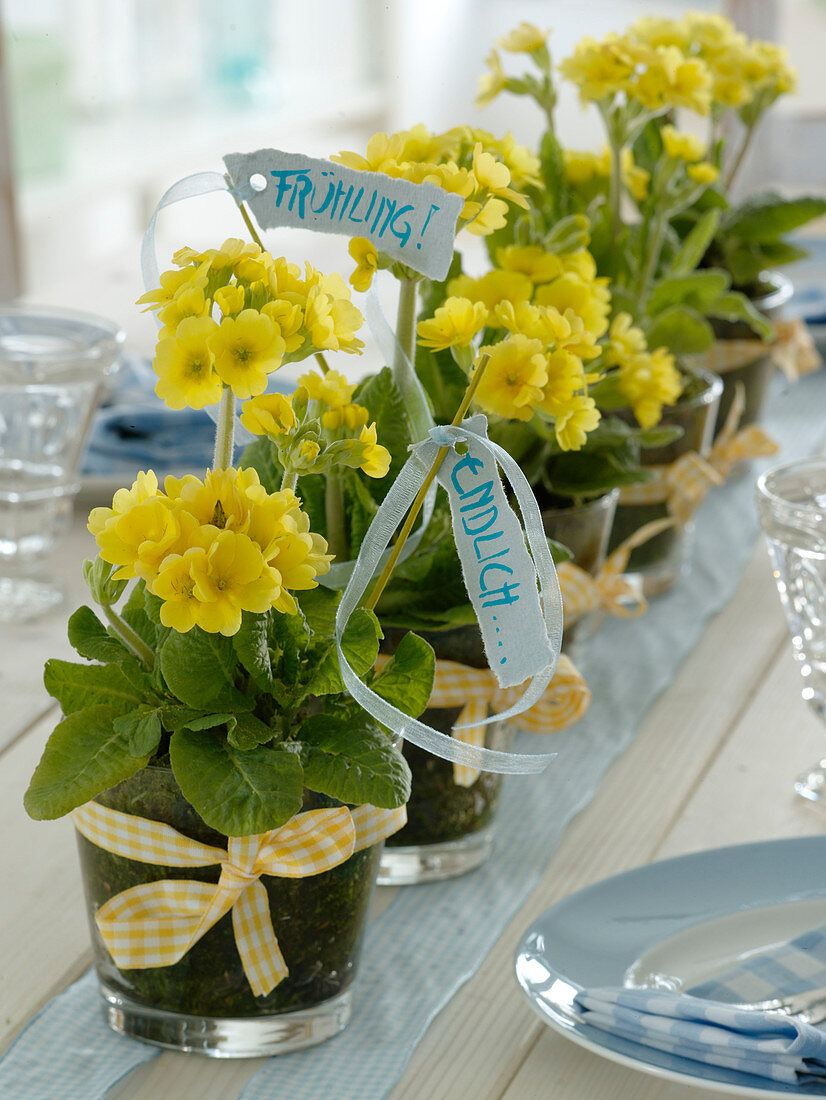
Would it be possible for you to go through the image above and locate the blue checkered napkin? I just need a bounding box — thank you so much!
[573,920,826,1086]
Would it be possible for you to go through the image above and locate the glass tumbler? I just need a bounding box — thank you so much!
[756,458,826,802]
[0,305,124,621]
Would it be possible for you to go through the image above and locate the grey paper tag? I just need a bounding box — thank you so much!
[223,149,464,280]
[435,417,555,689]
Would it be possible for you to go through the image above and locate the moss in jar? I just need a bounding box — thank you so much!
[77,768,380,1018]
[380,625,505,848]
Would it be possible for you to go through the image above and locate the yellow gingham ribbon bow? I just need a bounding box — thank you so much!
[377,655,590,788]
[618,386,778,525]
[71,799,405,996]
[696,318,822,383]
[557,518,675,625]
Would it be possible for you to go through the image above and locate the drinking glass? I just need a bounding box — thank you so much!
[756,458,826,802]
[0,305,124,621]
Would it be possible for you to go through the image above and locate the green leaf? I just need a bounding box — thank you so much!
[121,582,158,647]
[668,209,722,276]
[227,711,275,750]
[239,435,283,493]
[24,704,149,819]
[538,130,565,223]
[307,608,382,695]
[371,632,435,718]
[179,712,237,731]
[169,730,303,835]
[233,613,273,690]
[724,193,826,243]
[43,658,152,716]
[113,706,163,756]
[296,586,340,638]
[754,240,810,268]
[646,271,730,317]
[344,471,380,557]
[708,291,774,341]
[68,606,133,664]
[645,306,714,354]
[297,715,411,808]
[159,628,247,710]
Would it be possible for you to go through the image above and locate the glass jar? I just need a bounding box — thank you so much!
[377,625,510,886]
[76,766,383,1057]
[609,369,723,598]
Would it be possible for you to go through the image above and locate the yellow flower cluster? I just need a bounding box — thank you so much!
[334,125,539,289]
[558,32,712,115]
[88,468,331,635]
[417,247,608,450]
[239,372,391,480]
[138,239,365,410]
[628,11,796,112]
[660,125,719,186]
[563,146,650,202]
[603,314,682,428]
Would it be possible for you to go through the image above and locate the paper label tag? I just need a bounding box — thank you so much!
[223,149,464,280]
[433,416,555,689]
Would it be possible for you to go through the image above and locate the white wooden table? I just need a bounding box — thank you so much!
[1,511,824,1100]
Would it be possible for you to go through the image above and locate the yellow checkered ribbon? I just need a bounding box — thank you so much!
[618,386,779,525]
[71,799,405,995]
[695,318,821,383]
[557,518,675,625]
[375,655,590,788]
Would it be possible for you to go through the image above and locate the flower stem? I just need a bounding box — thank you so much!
[394,276,418,381]
[280,467,298,493]
[324,472,347,560]
[635,209,667,310]
[364,352,492,612]
[213,387,236,470]
[724,121,757,191]
[609,135,623,251]
[102,603,155,670]
[315,352,331,374]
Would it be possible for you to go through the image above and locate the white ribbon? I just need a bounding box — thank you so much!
[335,417,563,776]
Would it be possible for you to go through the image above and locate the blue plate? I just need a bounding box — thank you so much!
[515,837,826,1097]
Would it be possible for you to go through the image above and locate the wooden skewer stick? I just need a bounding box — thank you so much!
[363,353,492,611]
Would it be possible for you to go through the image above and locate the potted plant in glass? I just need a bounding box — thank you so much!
[626,11,826,430]
[475,19,777,594]
[239,127,593,884]
[23,237,437,1057]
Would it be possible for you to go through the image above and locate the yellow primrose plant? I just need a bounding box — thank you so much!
[24,236,437,841]
[477,17,775,366]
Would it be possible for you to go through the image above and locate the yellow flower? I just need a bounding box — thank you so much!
[681,12,741,56]
[152,548,209,633]
[266,511,332,611]
[261,299,304,354]
[554,395,601,451]
[628,16,687,50]
[189,529,282,636]
[618,347,682,429]
[622,150,651,202]
[136,264,207,312]
[535,274,611,339]
[496,245,563,284]
[563,149,601,186]
[634,47,712,114]
[209,309,286,399]
[298,440,321,466]
[603,313,647,369]
[472,143,529,209]
[498,22,548,54]
[321,403,370,430]
[417,297,488,350]
[494,300,569,347]
[298,368,357,408]
[303,287,365,355]
[559,250,598,281]
[540,350,588,416]
[464,196,510,236]
[474,335,548,421]
[357,423,391,478]
[214,284,246,317]
[239,393,298,437]
[447,269,533,315]
[492,133,542,189]
[687,161,719,186]
[157,285,210,337]
[476,50,506,108]
[661,124,706,163]
[332,131,405,173]
[93,497,181,582]
[558,35,637,102]
[348,237,380,292]
[88,470,159,537]
[153,316,223,411]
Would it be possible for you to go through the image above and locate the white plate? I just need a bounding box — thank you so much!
[514,837,826,1097]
